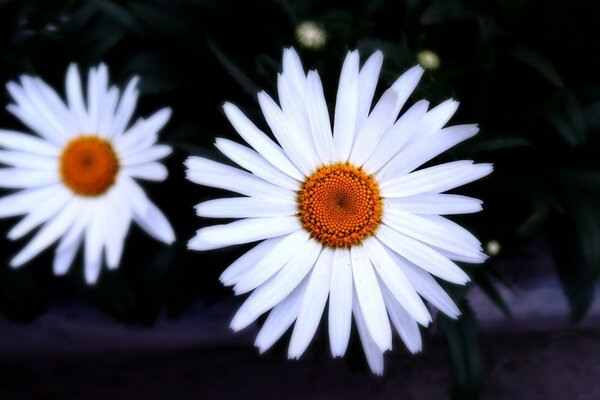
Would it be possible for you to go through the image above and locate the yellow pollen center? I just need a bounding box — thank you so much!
[298,163,383,247]
[60,136,119,197]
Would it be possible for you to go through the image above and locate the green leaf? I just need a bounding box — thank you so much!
[473,270,512,319]
[90,0,147,36]
[438,302,485,400]
[507,46,564,87]
[206,36,260,98]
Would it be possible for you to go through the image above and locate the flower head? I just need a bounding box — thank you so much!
[0,64,175,284]
[186,48,492,374]
[295,21,327,50]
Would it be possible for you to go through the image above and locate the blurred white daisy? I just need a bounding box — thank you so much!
[296,21,327,50]
[186,48,492,374]
[0,64,175,284]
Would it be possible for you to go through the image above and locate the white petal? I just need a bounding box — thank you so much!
[110,76,139,138]
[8,187,72,240]
[65,64,89,133]
[188,217,301,251]
[124,162,168,181]
[288,247,333,358]
[356,51,384,129]
[53,233,82,276]
[350,89,398,166]
[383,210,485,260]
[230,238,321,331]
[328,247,353,357]
[195,197,296,219]
[409,99,459,144]
[0,130,60,156]
[389,65,424,120]
[84,207,105,284]
[10,197,82,268]
[363,100,429,173]
[97,86,119,138]
[384,194,483,215]
[215,138,300,191]
[377,124,479,181]
[132,195,174,245]
[0,185,61,218]
[362,237,431,326]
[390,252,461,318]
[115,108,171,156]
[376,224,470,284]
[352,291,384,375]
[333,51,359,161]
[0,150,57,169]
[103,191,131,269]
[282,48,307,100]
[380,283,422,353]
[277,74,321,171]
[380,161,493,198]
[185,157,295,201]
[350,245,392,352]
[306,71,335,164]
[233,229,310,294]
[222,102,303,181]
[255,278,309,354]
[121,145,171,166]
[0,168,59,189]
[220,237,286,286]
[118,175,150,215]
[258,91,313,175]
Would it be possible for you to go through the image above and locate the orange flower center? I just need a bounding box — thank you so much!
[298,163,383,247]
[60,136,119,197]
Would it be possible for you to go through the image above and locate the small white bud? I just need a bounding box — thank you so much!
[417,50,440,70]
[296,21,327,50]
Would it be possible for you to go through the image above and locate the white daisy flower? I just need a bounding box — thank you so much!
[0,64,175,284]
[186,48,492,374]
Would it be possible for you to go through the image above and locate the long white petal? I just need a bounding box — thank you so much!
[352,291,384,375]
[376,224,470,284]
[196,197,296,219]
[390,252,461,318]
[188,217,301,251]
[0,130,60,156]
[110,76,139,138]
[121,145,171,166]
[350,89,399,166]
[124,162,168,181]
[380,283,422,353]
[185,156,295,201]
[258,91,314,175]
[380,161,493,198]
[215,138,300,191]
[363,100,429,173]
[84,207,105,284]
[363,237,431,326]
[377,124,479,181]
[219,237,286,286]
[0,168,59,189]
[389,65,424,120]
[230,239,321,331]
[8,187,72,240]
[0,150,57,169]
[328,247,353,357]
[384,194,482,215]
[255,278,309,354]
[351,245,392,352]
[288,247,333,359]
[282,48,307,101]
[356,51,384,129]
[222,102,303,181]
[333,51,359,161]
[10,197,82,268]
[115,108,171,156]
[383,210,485,260]
[53,233,82,276]
[65,64,89,133]
[306,71,335,164]
[132,195,174,245]
[234,229,310,294]
[0,185,61,218]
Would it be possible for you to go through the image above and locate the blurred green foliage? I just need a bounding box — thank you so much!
[1,0,600,398]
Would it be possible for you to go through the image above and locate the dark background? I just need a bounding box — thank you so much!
[1,0,600,398]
